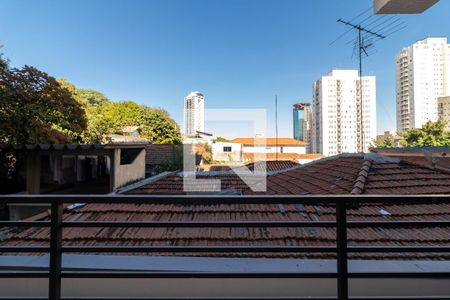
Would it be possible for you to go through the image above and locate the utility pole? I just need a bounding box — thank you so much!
[275,95,279,161]
[337,19,385,152]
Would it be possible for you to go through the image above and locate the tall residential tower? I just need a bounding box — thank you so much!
[312,70,376,156]
[293,103,312,152]
[184,91,205,137]
[396,37,450,132]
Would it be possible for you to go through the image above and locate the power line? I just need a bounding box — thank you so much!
[363,15,389,29]
[349,6,373,23]
[336,18,386,153]
[366,15,398,31]
[329,6,372,46]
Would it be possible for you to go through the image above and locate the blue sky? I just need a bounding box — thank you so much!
[1,0,449,138]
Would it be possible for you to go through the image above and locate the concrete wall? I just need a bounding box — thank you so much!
[1,255,449,298]
[1,277,449,298]
[111,148,146,190]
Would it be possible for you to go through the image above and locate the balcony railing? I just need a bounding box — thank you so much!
[0,194,450,300]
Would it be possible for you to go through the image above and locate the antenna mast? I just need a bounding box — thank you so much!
[337,18,386,152]
[275,95,279,161]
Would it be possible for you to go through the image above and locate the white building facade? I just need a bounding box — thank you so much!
[212,142,243,162]
[438,96,450,131]
[396,37,450,132]
[312,70,376,156]
[232,138,306,154]
[184,91,205,137]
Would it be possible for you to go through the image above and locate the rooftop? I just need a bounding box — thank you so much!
[2,153,450,261]
[232,138,306,147]
[246,153,450,196]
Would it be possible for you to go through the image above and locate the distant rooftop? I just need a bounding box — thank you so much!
[186,91,204,97]
[232,138,306,147]
[371,146,450,154]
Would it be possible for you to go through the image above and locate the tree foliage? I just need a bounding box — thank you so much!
[57,79,183,144]
[195,143,212,164]
[371,138,394,149]
[0,60,88,193]
[0,66,87,144]
[215,136,229,142]
[83,101,182,144]
[57,78,110,107]
[400,119,450,147]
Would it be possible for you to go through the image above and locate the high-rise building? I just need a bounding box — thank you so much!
[312,70,376,156]
[184,91,205,137]
[396,37,450,132]
[438,96,450,131]
[293,103,312,152]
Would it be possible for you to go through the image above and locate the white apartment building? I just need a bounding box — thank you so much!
[312,70,376,156]
[438,96,450,131]
[184,91,205,137]
[396,37,450,132]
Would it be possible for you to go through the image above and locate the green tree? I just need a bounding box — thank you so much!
[0,66,87,144]
[57,79,182,144]
[140,108,182,144]
[85,101,182,144]
[216,136,229,142]
[400,119,450,147]
[57,78,110,107]
[0,61,87,194]
[0,47,8,71]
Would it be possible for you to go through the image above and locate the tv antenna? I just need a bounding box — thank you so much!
[330,7,406,152]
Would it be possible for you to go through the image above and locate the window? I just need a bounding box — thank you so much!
[223,146,232,152]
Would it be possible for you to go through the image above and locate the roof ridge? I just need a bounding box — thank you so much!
[350,159,373,195]
[269,153,363,176]
[116,171,178,194]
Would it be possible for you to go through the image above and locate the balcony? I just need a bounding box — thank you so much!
[374,0,440,14]
[0,194,449,300]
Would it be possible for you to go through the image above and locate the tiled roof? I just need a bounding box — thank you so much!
[244,154,450,196]
[125,173,254,195]
[2,201,450,260]
[231,138,306,147]
[145,144,182,165]
[2,153,450,260]
[371,146,450,154]
[243,153,325,161]
[199,161,300,172]
[363,160,450,195]
[197,164,234,172]
[244,160,299,172]
[107,134,149,143]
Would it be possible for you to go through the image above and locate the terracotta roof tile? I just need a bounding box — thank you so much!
[2,153,450,260]
[2,201,450,260]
